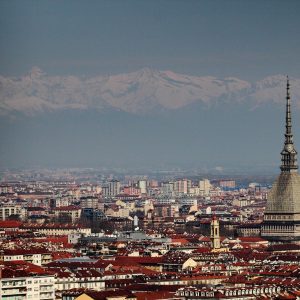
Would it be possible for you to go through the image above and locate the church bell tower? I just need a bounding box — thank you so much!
[211,215,221,249]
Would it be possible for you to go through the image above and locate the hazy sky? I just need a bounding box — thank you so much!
[1,0,300,80]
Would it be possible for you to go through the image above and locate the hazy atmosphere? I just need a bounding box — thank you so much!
[1,0,300,172]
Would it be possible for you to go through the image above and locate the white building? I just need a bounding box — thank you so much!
[138,180,147,194]
[2,253,42,266]
[0,205,22,221]
[80,196,99,209]
[179,198,197,207]
[103,180,120,197]
[22,224,91,236]
[160,182,174,195]
[199,179,211,196]
[155,198,176,205]
[189,187,202,196]
[174,179,191,195]
[55,274,105,291]
[0,272,55,300]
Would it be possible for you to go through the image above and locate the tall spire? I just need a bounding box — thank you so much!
[286,76,292,139]
[280,76,298,173]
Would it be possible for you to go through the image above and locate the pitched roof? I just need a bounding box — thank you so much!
[0,220,22,228]
[76,290,136,300]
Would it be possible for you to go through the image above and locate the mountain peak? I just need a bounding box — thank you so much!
[27,66,45,79]
[137,67,157,75]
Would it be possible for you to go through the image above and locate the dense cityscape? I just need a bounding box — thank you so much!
[1,80,300,299]
[1,169,298,300]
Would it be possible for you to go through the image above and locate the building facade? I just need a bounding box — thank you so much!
[0,272,55,300]
[0,205,22,221]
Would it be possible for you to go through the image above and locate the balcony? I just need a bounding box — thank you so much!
[1,287,27,295]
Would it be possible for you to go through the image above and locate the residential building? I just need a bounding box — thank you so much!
[0,205,22,221]
[199,179,211,196]
[53,206,81,223]
[0,262,55,300]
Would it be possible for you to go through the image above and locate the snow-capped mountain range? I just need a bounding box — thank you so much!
[1,67,300,116]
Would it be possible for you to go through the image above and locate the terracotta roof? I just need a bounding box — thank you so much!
[1,260,51,278]
[0,220,22,228]
[135,291,175,300]
[21,223,87,229]
[31,236,69,244]
[238,237,268,243]
[3,248,51,255]
[53,205,81,211]
[79,290,136,300]
[193,247,211,253]
[267,244,300,252]
[115,256,163,265]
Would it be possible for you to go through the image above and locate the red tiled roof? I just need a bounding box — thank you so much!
[238,237,268,243]
[1,260,51,278]
[115,256,163,265]
[80,290,136,300]
[268,244,300,252]
[3,248,50,256]
[53,205,81,211]
[21,223,87,229]
[52,252,74,260]
[0,220,22,228]
[135,291,175,300]
[171,238,190,245]
[193,247,211,253]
